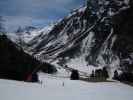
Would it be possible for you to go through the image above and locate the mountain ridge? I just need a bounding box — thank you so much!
[7,0,133,78]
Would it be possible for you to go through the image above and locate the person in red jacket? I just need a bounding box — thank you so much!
[26,73,39,82]
[27,74,32,82]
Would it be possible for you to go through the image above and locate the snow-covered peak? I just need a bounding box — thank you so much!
[37,24,54,35]
[7,25,54,44]
[67,6,87,18]
[6,0,133,78]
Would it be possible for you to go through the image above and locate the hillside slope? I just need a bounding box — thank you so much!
[0,34,56,81]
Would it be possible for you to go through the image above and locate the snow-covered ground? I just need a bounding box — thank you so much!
[0,73,133,100]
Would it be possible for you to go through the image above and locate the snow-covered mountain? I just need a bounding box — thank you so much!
[7,0,133,77]
[7,25,54,44]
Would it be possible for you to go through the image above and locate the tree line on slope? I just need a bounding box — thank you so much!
[0,34,57,82]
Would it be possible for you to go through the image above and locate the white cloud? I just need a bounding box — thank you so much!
[0,0,83,32]
[5,16,33,31]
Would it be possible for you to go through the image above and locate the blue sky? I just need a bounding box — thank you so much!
[0,0,84,32]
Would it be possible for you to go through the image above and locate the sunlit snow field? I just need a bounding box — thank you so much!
[0,73,133,100]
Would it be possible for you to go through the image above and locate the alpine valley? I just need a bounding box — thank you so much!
[7,0,133,78]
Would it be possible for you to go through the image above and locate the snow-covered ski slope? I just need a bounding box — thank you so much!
[0,73,133,100]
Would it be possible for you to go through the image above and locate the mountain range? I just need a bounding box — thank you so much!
[7,0,133,78]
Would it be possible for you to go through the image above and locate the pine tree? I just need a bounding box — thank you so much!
[90,70,95,78]
[102,67,109,79]
[113,70,118,80]
[70,69,79,80]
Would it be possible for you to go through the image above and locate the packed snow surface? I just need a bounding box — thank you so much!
[0,73,133,100]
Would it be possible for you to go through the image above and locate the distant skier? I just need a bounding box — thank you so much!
[39,80,43,85]
[62,82,64,87]
[27,74,32,82]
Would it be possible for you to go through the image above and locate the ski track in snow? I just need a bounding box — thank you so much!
[0,73,133,100]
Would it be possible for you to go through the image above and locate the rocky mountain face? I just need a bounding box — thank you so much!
[112,1,133,73]
[8,0,133,76]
